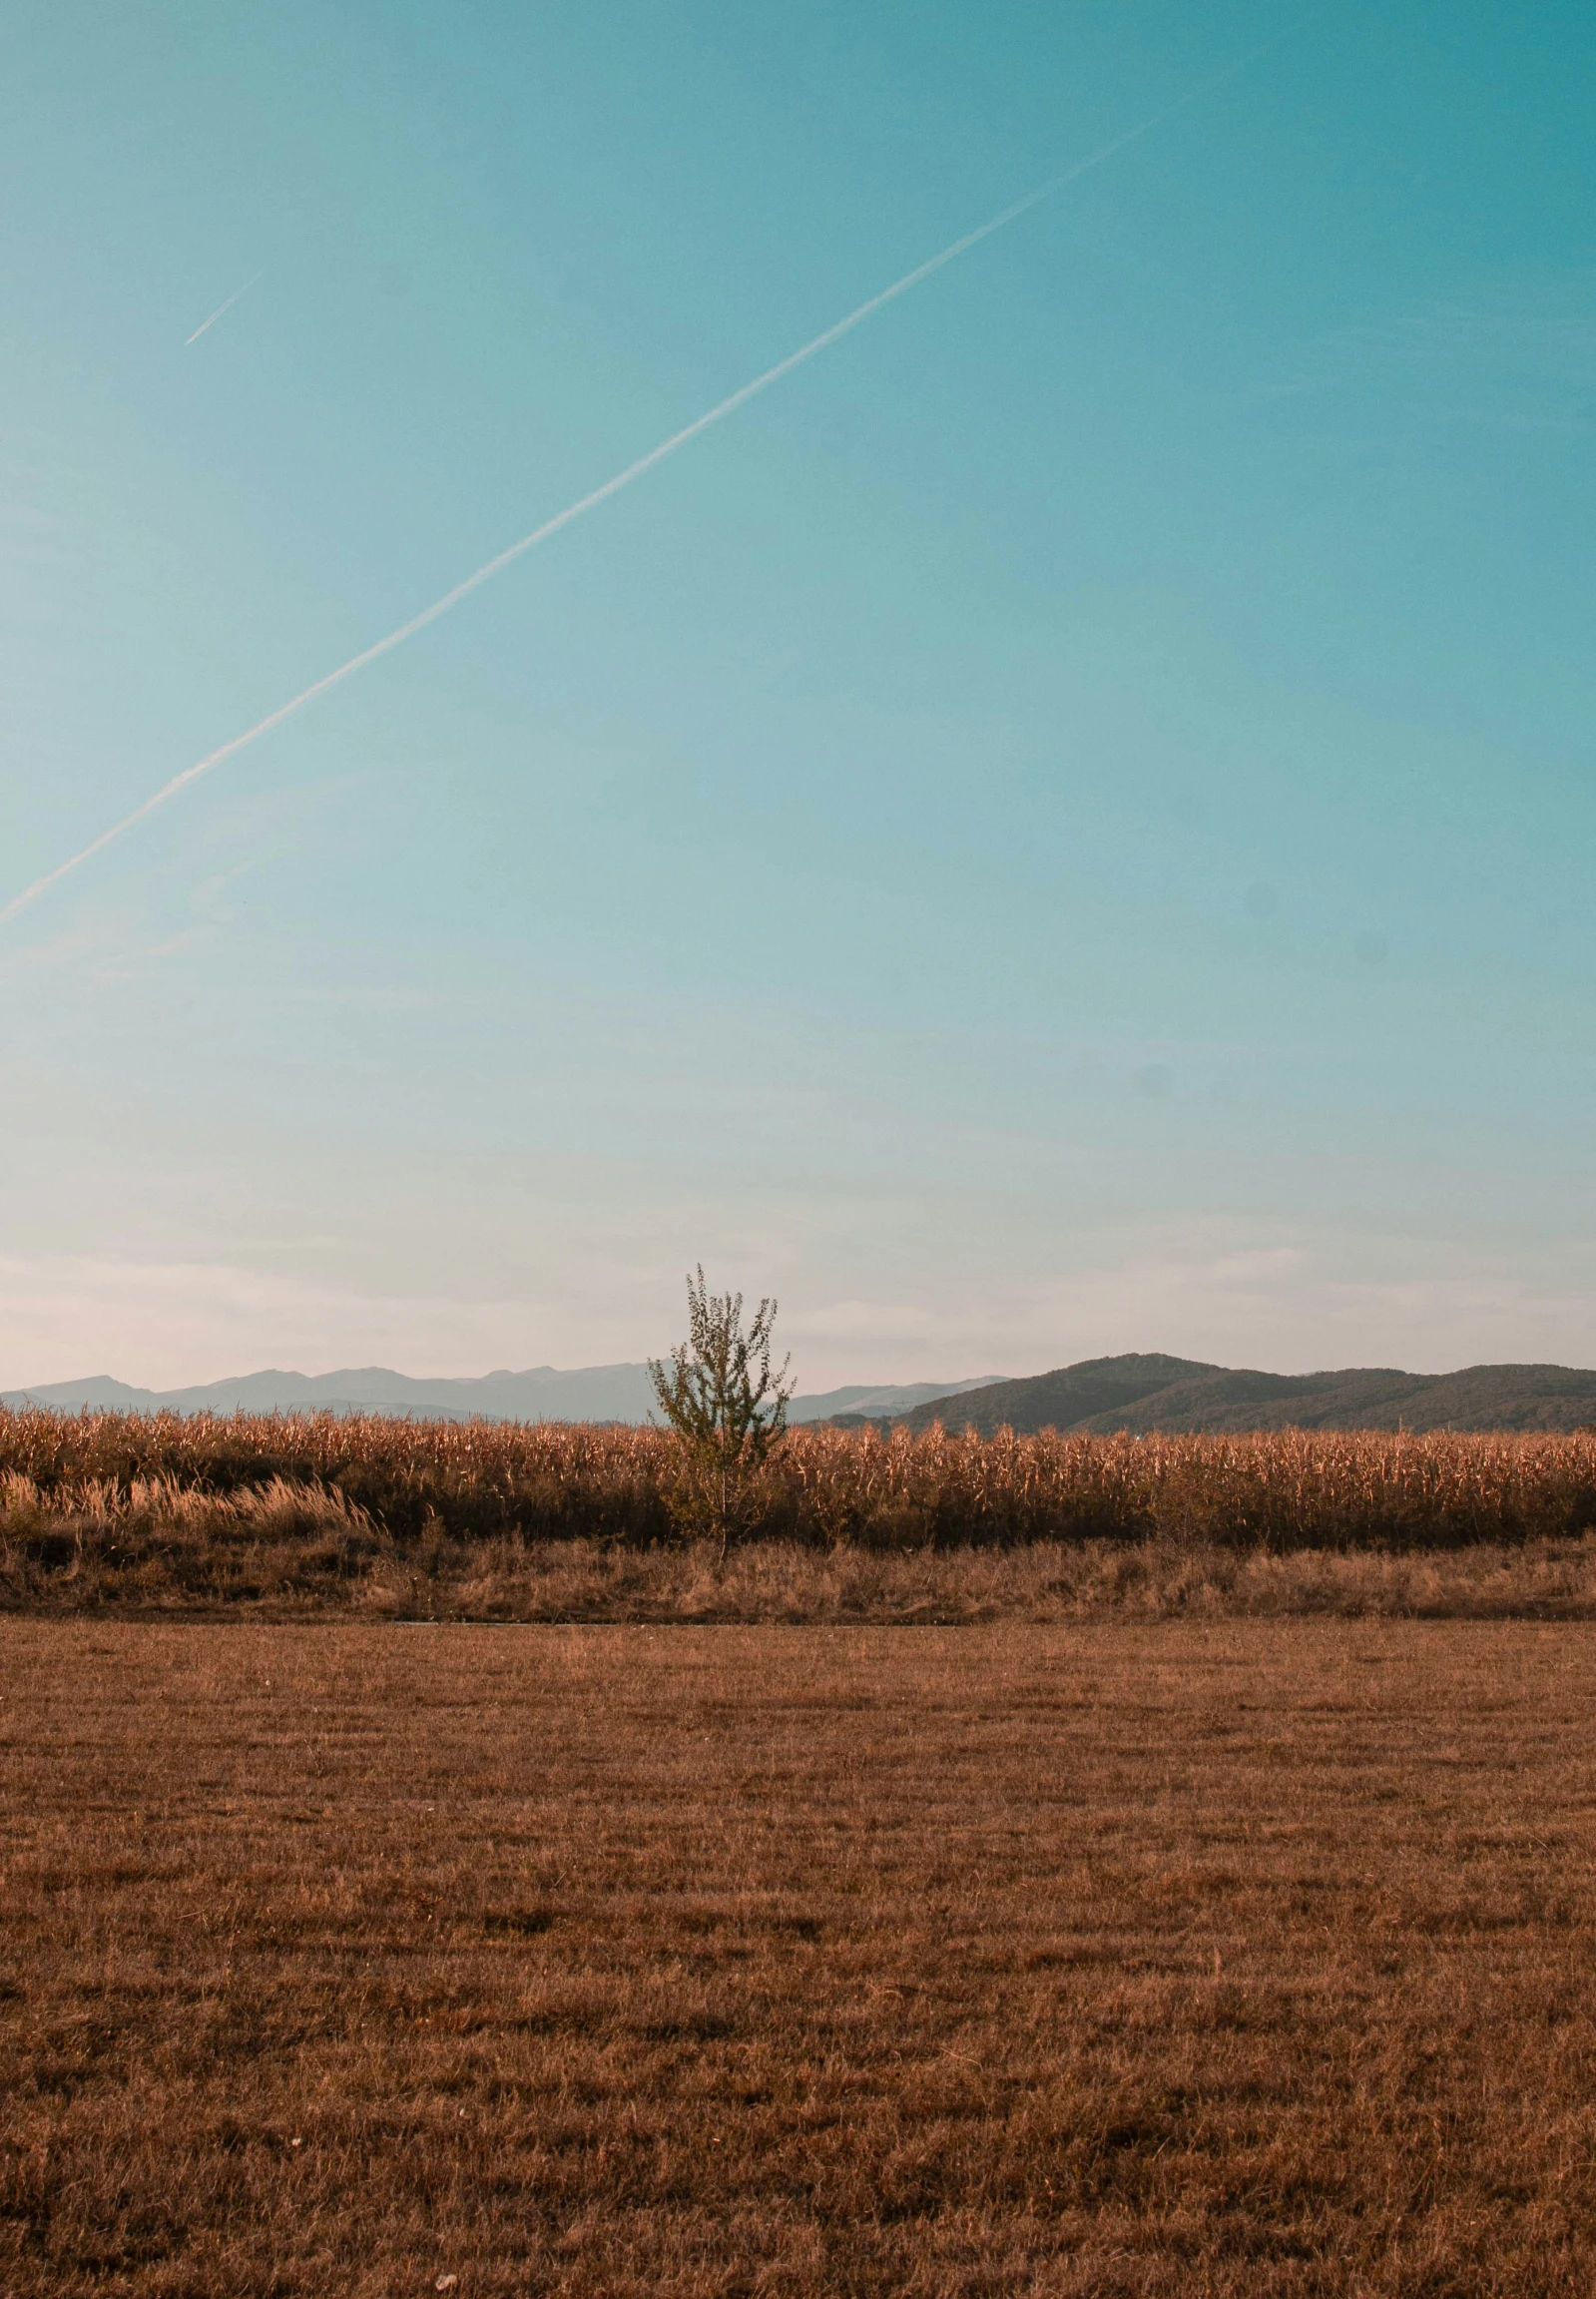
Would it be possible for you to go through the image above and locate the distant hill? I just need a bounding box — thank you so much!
[15,1352,1592,1435]
[831,1354,1596,1437]
[0,1365,1004,1427]
[788,1376,1004,1424]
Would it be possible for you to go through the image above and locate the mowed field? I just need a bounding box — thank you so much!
[5,1624,1596,2296]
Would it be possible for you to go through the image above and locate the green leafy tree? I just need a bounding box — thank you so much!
[649,1268,795,1558]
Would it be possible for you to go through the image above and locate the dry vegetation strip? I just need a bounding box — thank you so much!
[4,1621,1596,2294]
[7,1415,1596,1622]
[6,1412,1596,1553]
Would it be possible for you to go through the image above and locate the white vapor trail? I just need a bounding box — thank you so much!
[3,18,1314,931]
[185,271,264,345]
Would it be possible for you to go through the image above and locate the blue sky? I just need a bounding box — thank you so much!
[2,0,1593,1387]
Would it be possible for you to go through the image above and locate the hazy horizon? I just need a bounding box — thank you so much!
[3,1,1592,1389]
[0,1362,1018,1433]
[11,1339,1596,1407]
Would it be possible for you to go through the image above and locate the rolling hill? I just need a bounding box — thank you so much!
[12,1353,1594,1435]
[831,1354,1596,1437]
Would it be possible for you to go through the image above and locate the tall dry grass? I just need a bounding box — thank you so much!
[5,1407,1596,1550]
[5,1409,1596,1616]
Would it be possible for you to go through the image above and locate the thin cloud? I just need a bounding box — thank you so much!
[3,14,1316,932]
[186,271,264,345]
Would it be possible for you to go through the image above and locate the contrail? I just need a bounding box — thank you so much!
[185,271,264,346]
[3,18,1314,931]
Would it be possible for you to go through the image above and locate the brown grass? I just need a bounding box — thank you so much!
[6,1414,1596,1624]
[12,1513,1596,1621]
[8,1413,1596,1622]
[6,1620,1596,2293]
[6,1410,1596,1548]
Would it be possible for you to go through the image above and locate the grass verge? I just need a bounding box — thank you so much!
[8,1510,1596,1620]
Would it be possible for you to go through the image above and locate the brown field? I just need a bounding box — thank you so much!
[6,1620,1596,2295]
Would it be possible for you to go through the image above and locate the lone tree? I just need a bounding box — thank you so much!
[649,1268,795,1557]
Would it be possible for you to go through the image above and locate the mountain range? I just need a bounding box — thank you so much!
[829,1353,1596,1436]
[0,1365,1004,1426]
[8,1353,1596,1434]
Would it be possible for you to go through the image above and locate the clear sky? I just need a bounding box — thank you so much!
[2,0,1593,1390]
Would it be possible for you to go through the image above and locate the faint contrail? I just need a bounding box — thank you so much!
[186,271,264,345]
[3,18,1314,930]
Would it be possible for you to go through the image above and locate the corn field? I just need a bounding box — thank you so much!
[4,1407,1596,1553]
